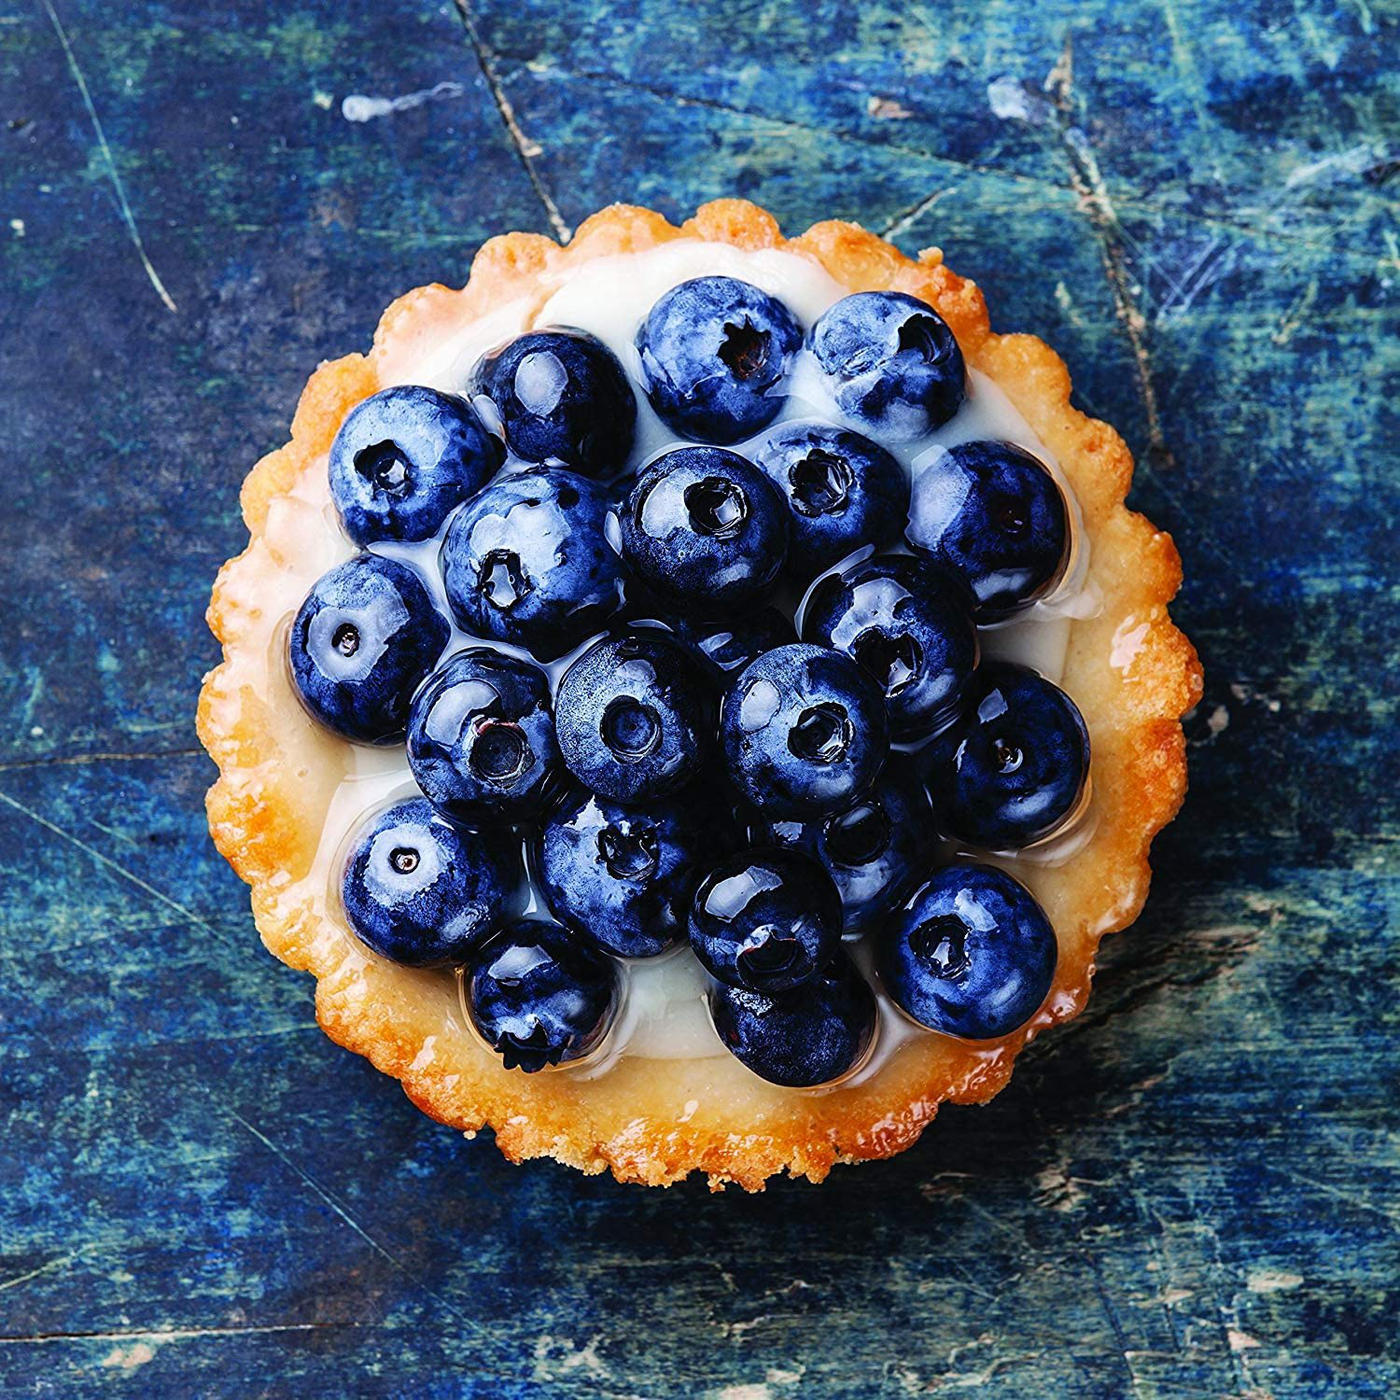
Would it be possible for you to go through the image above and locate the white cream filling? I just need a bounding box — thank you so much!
[299,239,1098,1069]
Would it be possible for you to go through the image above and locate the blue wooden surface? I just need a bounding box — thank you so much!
[1,1,1396,1395]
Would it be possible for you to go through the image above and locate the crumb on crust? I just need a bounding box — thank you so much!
[198,199,1202,1191]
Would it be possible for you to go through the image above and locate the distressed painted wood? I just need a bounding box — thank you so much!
[0,1,1395,1395]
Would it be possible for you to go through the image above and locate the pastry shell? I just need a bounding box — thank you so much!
[197,200,1202,1190]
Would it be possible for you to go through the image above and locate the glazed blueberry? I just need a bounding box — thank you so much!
[721,643,888,819]
[689,847,843,993]
[440,468,624,661]
[340,798,513,967]
[539,789,735,958]
[470,328,636,476]
[879,863,1057,1039]
[709,949,876,1087]
[672,608,796,678]
[750,420,908,577]
[924,661,1090,849]
[406,648,559,823]
[761,768,931,934]
[906,439,1069,618]
[636,276,803,443]
[619,446,789,611]
[802,553,978,740]
[288,554,448,744]
[465,918,619,1072]
[328,385,503,545]
[808,291,966,440]
[554,630,713,803]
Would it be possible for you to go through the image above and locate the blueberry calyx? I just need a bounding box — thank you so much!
[787,702,854,765]
[789,449,854,517]
[598,825,660,882]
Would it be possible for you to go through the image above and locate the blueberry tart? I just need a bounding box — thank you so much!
[200,200,1200,1189]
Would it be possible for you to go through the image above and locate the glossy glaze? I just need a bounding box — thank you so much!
[619,445,790,610]
[341,797,514,967]
[878,863,1058,1040]
[636,275,803,443]
[538,788,735,958]
[439,467,625,660]
[924,661,1090,849]
[803,552,979,740]
[470,327,636,475]
[406,648,560,822]
[808,291,966,440]
[907,438,1070,618]
[464,918,620,1071]
[553,630,714,803]
[688,847,843,993]
[709,948,877,1087]
[720,642,889,818]
[328,384,503,545]
[288,554,449,744]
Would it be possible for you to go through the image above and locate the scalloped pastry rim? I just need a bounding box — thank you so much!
[197,199,1202,1191]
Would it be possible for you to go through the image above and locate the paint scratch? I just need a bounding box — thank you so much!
[226,1111,482,1334]
[990,36,1175,469]
[99,1342,155,1370]
[0,1323,353,1347]
[0,1254,78,1295]
[0,746,203,773]
[341,81,465,123]
[227,1111,407,1273]
[0,788,218,935]
[1285,141,1395,189]
[1272,278,1319,345]
[986,76,1055,126]
[1277,1168,1400,1224]
[880,187,953,240]
[42,0,177,312]
[452,1,570,240]
[867,94,913,120]
[1153,234,1236,324]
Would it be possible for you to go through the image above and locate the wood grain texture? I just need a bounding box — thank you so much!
[0,0,1395,1395]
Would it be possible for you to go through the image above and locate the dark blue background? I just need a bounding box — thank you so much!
[2,2,1396,1394]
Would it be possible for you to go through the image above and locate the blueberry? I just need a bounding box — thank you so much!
[721,643,888,819]
[340,797,513,967]
[750,420,909,578]
[906,439,1069,618]
[761,768,931,934]
[539,788,735,958]
[689,847,843,993]
[406,648,558,823]
[709,949,876,1087]
[619,446,789,611]
[328,385,503,545]
[464,918,620,1072]
[440,468,624,660]
[636,276,803,443]
[671,607,796,678]
[288,554,448,744]
[554,630,713,803]
[878,863,1057,1039]
[802,553,978,740]
[471,328,636,476]
[808,291,966,440]
[924,661,1090,849]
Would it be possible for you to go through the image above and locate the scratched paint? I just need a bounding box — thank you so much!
[0,0,1395,1396]
[340,81,467,123]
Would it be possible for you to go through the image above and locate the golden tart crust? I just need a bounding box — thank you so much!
[197,199,1202,1191]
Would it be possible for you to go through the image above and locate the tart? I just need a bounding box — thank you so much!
[197,199,1201,1190]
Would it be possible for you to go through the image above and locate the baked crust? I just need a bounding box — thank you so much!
[197,200,1202,1190]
